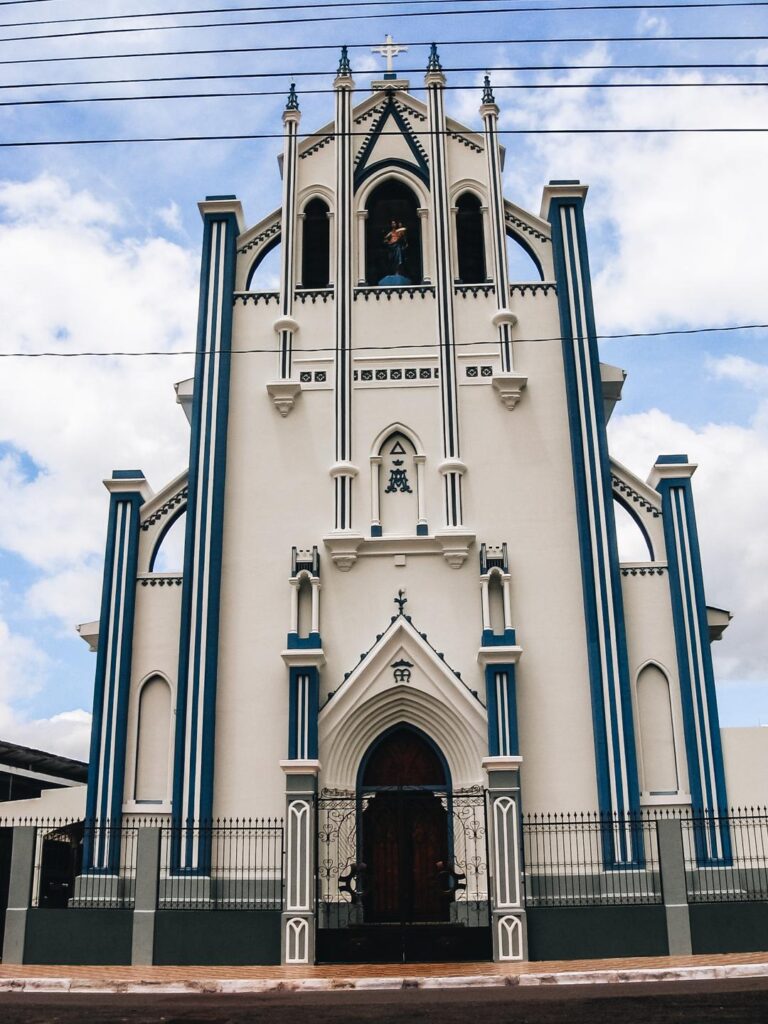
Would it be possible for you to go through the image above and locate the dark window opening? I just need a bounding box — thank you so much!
[365,179,422,286]
[456,192,486,283]
[301,198,330,288]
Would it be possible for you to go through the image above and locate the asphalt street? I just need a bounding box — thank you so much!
[1,977,768,1024]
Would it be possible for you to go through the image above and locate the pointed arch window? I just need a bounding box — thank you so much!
[456,192,486,283]
[300,197,330,288]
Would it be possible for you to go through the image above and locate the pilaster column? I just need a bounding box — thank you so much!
[480,76,527,405]
[425,46,464,530]
[483,758,527,961]
[280,761,320,964]
[651,455,730,863]
[277,83,301,379]
[333,48,357,533]
[543,181,641,862]
[355,209,368,285]
[84,470,149,871]
[172,196,243,871]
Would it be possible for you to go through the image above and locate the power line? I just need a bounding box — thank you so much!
[1,322,766,358]
[2,80,766,109]
[1,0,765,41]
[1,62,763,91]
[2,0,765,32]
[0,34,765,66]
[1,128,768,148]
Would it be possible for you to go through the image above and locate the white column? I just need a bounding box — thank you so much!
[277,84,301,379]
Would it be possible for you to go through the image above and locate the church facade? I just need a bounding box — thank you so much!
[35,45,763,964]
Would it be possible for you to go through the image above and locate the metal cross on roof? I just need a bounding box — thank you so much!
[371,34,408,78]
[394,589,408,615]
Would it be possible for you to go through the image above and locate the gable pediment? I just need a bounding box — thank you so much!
[354,94,429,189]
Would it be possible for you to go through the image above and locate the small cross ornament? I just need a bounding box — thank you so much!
[371,34,408,78]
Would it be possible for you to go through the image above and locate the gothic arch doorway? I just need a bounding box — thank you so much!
[359,727,450,924]
[316,726,492,963]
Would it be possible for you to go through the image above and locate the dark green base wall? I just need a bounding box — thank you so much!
[154,910,281,965]
[24,909,133,965]
[690,903,768,954]
[527,905,669,961]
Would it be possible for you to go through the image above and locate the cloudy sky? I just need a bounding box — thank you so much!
[0,0,766,759]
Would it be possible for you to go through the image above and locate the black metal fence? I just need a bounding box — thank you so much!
[158,819,284,910]
[522,812,662,907]
[684,808,768,902]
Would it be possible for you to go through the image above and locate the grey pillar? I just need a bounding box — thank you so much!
[2,825,36,965]
[484,758,528,961]
[131,827,161,966]
[657,817,692,954]
[280,760,320,964]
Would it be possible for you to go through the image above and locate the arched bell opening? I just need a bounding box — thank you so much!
[300,197,330,288]
[357,726,452,924]
[365,179,423,286]
[455,192,486,284]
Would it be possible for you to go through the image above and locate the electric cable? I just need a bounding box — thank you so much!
[0,322,765,358]
[1,0,766,42]
[0,34,765,66]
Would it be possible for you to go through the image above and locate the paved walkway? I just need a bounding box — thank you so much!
[1,951,768,993]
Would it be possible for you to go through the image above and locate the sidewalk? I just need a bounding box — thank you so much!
[1,951,768,994]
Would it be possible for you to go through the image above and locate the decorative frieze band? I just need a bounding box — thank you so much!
[354,285,435,301]
[237,221,280,255]
[140,487,188,531]
[620,566,667,577]
[233,291,280,306]
[504,210,550,244]
[611,475,662,517]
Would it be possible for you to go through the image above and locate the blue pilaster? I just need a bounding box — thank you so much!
[485,665,520,757]
[288,667,320,760]
[653,455,730,864]
[544,182,641,860]
[172,197,242,870]
[84,470,147,871]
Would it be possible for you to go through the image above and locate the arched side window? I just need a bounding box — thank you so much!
[149,509,186,573]
[134,675,172,804]
[479,549,513,645]
[505,228,544,283]
[365,179,422,285]
[246,236,281,290]
[300,198,330,288]
[636,664,679,796]
[613,497,654,562]
[288,555,321,648]
[371,428,427,537]
[455,192,486,284]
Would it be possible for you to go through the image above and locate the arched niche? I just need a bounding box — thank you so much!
[150,510,186,573]
[134,674,172,803]
[300,197,330,288]
[505,228,544,283]
[246,235,281,290]
[365,178,422,285]
[613,497,654,562]
[371,426,426,537]
[636,664,679,796]
[296,574,313,638]
[456,192,486,284]
[488,570,506,636]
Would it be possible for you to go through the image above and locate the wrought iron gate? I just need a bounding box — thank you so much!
[316,787,492,963]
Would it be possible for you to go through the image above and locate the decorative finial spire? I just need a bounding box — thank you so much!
[426,42,442,72]
[394,589,408,615]
[338,45,351,75]
[482,73,495,105]
[285,81,299,111]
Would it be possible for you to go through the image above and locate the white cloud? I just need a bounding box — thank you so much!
[471,55,768,332]
[157,201,183,233]
[0,174,198,755]
[608,362,768,684]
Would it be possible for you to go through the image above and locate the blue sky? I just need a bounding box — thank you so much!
[0,0,767,757]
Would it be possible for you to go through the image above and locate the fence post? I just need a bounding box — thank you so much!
[280,760,320,965]
[131,826,161,966]
[483,757,527,961]
[656,817,692,955]
[2,825,36,965]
